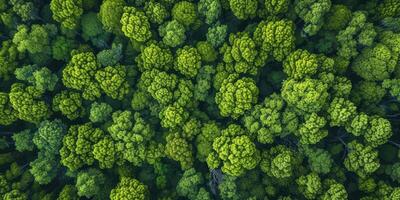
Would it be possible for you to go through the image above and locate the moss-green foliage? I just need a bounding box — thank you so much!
[1,1,400,199]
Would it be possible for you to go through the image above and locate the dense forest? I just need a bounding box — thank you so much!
[1,0,400,199]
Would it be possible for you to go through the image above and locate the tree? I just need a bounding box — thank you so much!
[296,172,322,199]
[62,52,101,101]
[352,43,397,81]
[228,0,257,20]
[12,24,52,54]
[95,65,130,100]
[206,24,227,48]
[383,79,400,101]
[9,83,50,123]
[344,141,380,178]
[321,181,348,200]
[364,117,392,147]
[303,146,332,174]
[144,1,169,25]
[198,0,221,25]
[221,32,266,75]
[50,0,83,29]
[215,74,258,119]
[172,1,198,27]
[14,65,58,92]
[105,110,153,166]
[294,0,331,36]
[327,98,357,127]
[254,20,295,61]
[60,123,105,171]
[165,133,193,170]
[120,6,151,42]
[196,122,221,161]
[53,91,85,120]
[12,130,34,152]
[176,168,206,199]
[208,124,260,176]
[323,5,352,31]
[89,102,113,123]
[97,43,123,67]
[98,0,126,34]
[175,46,202,78]
[29,152,59,185]
[33,119,66,154]
[110,177,149,200]
[281,78,329,113]
[76,168,105,198]
[57,185,78,200]
[135,42,173,72]
[296,113,328,145]
[0,92,17,125]
[260,145,300,179]
[159,20,186,47]
[243,93,298,144]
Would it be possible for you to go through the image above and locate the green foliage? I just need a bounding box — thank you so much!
[0,92,17,125]
[110,177,149,200]
[50,0,83,29]
[97,43,123,67]
[105,110,153,166]
[15,65,58,92]
[378,0,400,19]
[33,119,66,154]
[296,172,322,199]
[95,65,130,100]
[159,20,186,47]
[172,1,198,27]
[281,78,329,113]
[294,0,331,36]
[215,74,258,119]
[9,83,50,123]
[260,145,299,179]
[89,102,113,123]
[121,6,151,42]
[57,185,78,200]
[228,0,257,20]
[136,42,173,71]
[352,43,397,81]
[53,91,85,120]
[99,0,126,34]
[198,0,221,25]
[336,11,376,62]
[29,152,59,185]
[324,5,352,31]
[383,79,400,101]
[321,182,348,200]
[176,168,207,199]
[12,24,51,55]
[243,93,298,144]
[1,1,400,199]
[76,168,105,198]
[209,124,260,176]
[60,123,105,171]
[264,0,289,16]
[175,45,202,78]
[344,141,380,178]
[62,52,101,100]
[206,24,227,48]
[144,1,169,25]
[303,147,332,174]
[254,20,295,61]
[12,130,34,152]
[165,133,193,170]
[296,113,327,145]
